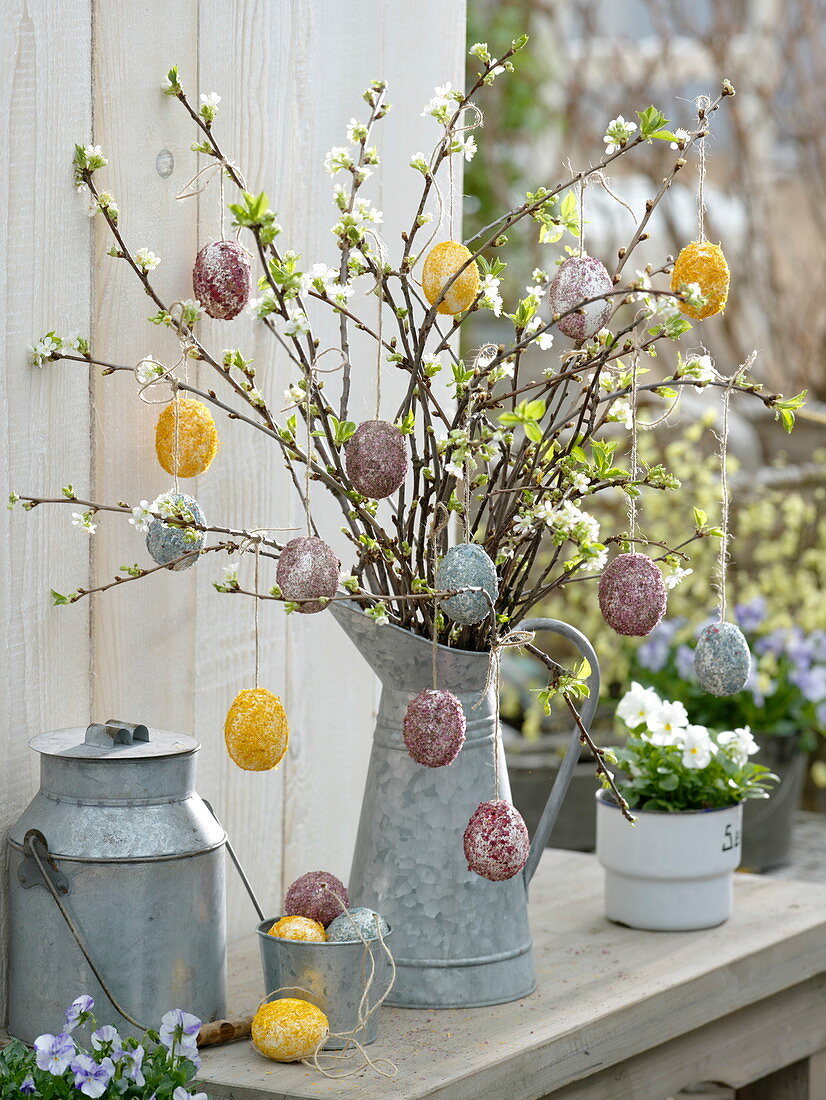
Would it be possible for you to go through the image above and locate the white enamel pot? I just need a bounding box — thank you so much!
[595,790,743,931]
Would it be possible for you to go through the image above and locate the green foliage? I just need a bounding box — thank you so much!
[229,190,281,245]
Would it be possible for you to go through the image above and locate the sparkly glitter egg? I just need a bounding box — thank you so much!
[276,536,339,614]
[403,688,466,768]
[344,419,408,499]
[268,916,327,943]
[145,492,205,571]
[155,397,219,478]
[598,552,667,637]
[251,998,329,1062]
[284,871,349,928]
[326,907,390,943]
[192,239,251,320]
[694,621,751,696]
[463,799,530,882]
[670,241,730,319]
[422,241,480,315]
[436,543,498,626]
[224,687,289,771]
[548,256,613,341]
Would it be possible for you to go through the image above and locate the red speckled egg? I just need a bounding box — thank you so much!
[275,536,339,614]
[403,689,466,768]
[463,799,530,882]
[192,240,251,320]
[344,419,408,499]
[548,256,613,341]
[598,552,667,637]
[284,871,349,928]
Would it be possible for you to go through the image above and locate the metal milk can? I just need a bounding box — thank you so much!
[6,721,227,1042]
[329,603,600,1009]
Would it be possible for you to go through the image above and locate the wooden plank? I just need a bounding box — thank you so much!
[197,852,826,1100]
[90,0,199,731]
[735,1059,811,1100]
[0,0,93,1022]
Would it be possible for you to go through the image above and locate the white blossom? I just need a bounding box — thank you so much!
[607,397,633,429]
[135,248,161,273]
[665,565,693,589]
[200,92,221,108]
[135,357,165,385]
[478,273,503,317]
[324,146,353,177]
[128,501,153,533]
[71,511,97,535]
[283,305,310,337]
[603,115,637,155]
[670,127,690,150]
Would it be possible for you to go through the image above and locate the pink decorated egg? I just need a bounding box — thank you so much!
[403,689,466,768]
[284,871,349,928]
[344,420,408,499]
[598,552,667,637]
[548,256,613,341]
[192,240,251,320]
[276,536,339,614]
[463,799,530,882]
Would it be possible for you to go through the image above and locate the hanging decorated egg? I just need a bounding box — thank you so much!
[463,799,530,882]
[344,420,408,499]
[326,907,390,943]
[268,915,327,943]
[670,241,730,319]
[694,621,751,696]
[192,239,251,320]
[284,870,349,928]
[155,397,219,478]
[224,687,289,771]
[145,492,205,571]
[275,536,339,614]
[251,998,329,1062]
[548,256,613,341]
[403,688,466,768]
[422,240,480,316]
[598,552,667,637]
[436,543,498,626]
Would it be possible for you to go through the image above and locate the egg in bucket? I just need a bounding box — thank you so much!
[256,912,393,1049]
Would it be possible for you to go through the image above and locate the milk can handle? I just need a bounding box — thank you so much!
[22,830,148,1032]
[514,618,600,888]
[202,800,266,922]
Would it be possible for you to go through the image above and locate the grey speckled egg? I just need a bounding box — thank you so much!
[694,621,751,696]
[326,907,390,943]
[276,536,339,614]
[145,493,205,571]
[548,256,613,342]
[436,543,498,626]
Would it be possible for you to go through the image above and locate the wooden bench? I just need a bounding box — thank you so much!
[198,849,826,1099]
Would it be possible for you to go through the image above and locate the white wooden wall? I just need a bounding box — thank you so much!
[1,0,467,1021]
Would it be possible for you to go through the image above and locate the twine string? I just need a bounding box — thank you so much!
[578,173,585,258]
[473,627,536,800]
[429,504,450,689]
[254,541,261,687]
[717,373,737,622]
[172,379,180,494]
[696,94,711,243]
[628,351,640,543]
[305,368,313,534]
[174,155,247,203]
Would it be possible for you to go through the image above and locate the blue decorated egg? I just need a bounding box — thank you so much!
[435,543,498,626]
[694,621,751,696]
[146,493,205,571]
[325,907,390,943]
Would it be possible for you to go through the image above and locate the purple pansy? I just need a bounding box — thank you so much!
[734,595,767,633]
[34,1031,75,1075]
[790,664,826,704]
[815,700,826,727]
[90,1024,125,1060]
[173,1088,209,1100]
[20,1076,37,1094]
[122,1044,146,1086]
[675,643,695,681]
[64,994,94,1033]
[70,1053,115,1098]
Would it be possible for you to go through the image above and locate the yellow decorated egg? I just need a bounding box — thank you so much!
[422,241,480,315]
[268,915,327,942]
[224,687,289,771]
[155,397,219,478]
[670,241,730,319]
[251,998,329,1062]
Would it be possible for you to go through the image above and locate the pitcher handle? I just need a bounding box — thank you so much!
[514,618,601,887]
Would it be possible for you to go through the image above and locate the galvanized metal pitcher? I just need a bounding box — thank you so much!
[329,601,599,1009]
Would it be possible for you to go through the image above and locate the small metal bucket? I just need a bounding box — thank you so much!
[256,918,393,1049]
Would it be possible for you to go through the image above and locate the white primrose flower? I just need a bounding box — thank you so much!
[665,565,693,589]
[616,681,663,730]
[283,305,310,337]
[71,511,97,535]
[134,248,161,273]
[603,115,637,155]
[324,146,353,177]
[681,724,716,769]
[128,501,153,533]
[718,726,759,767]
[646,700,690,746]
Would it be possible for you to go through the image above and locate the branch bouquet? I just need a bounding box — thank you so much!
[12,38,805,815]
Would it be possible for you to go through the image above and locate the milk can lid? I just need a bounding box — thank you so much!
[29,721,199,759]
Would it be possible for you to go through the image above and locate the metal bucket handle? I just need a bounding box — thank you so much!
[514,618,601,887]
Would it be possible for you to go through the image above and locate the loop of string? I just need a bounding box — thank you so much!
[172,379,180,494]
[578,173,586,258]
[716,373,737,623]
[473,628,535,800]
[695,94,711,243]
[363,227,388,421]
[628,350,639,544]
[305,367,313,534]
[429,503,450,689]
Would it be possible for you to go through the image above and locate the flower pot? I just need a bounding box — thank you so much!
[256,918,393,1049]
[741,734,808,871]
[595,790,743,931]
